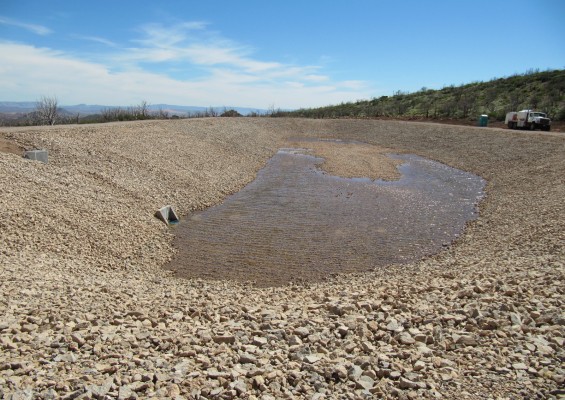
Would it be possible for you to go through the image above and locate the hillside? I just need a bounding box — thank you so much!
[285,69,565,122]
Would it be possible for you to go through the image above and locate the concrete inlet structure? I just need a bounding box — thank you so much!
[24,149,48,163]
[155,205,180,225]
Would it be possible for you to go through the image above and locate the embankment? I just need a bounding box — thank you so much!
[0,118,563,399]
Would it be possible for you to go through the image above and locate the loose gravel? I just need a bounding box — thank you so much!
[0,118,563,399]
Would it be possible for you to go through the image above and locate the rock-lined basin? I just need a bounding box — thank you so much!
[167,141,485,286]
[2,118,563,399]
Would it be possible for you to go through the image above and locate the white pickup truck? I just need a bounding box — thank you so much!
[505,110,551,131]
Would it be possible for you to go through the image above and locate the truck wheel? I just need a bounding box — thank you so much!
[530,123,536,131]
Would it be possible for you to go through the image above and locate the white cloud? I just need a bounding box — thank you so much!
[285,81,305,88]
[0,16,52,35]
[124,23,286,76]
[73,35,118,47]
[0,21,373,108]
[135,21,208,47]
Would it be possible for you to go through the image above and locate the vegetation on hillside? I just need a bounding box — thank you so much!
[282,69,565,121]
[2,69,564,127]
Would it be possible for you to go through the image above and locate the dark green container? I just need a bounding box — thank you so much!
[478,114,488,127]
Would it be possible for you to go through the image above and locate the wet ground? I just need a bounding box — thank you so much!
[166,141,485,286]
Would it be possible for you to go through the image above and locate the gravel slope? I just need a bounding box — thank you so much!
[0,118,563,399]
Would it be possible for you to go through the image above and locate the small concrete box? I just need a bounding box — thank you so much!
[24,149,48,163]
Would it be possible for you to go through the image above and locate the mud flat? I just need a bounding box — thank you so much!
[0,118,564,399]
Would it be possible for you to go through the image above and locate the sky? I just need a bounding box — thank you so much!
[1,0,564,109]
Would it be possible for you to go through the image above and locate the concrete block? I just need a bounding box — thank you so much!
[24,149,48,163]
[155,205,180,225]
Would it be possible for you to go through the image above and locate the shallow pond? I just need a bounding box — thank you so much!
[166,141,485,286]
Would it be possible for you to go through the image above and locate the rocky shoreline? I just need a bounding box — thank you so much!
[1,118,563,399]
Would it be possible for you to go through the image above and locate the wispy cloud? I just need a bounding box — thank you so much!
[119,22,337,87]
[73,35,118,47]
[65,21,332,93]
[125,22,284,73]
[0,16,52,35]
[0,21,372,108]
[134,21,208,48]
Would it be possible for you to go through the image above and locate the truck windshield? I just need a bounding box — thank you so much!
[531,113,546,118]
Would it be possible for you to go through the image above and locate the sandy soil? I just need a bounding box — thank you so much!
[0,138,24,156]
[287,139,402,181]
[0,118,564,399]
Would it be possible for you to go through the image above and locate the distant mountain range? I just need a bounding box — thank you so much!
[0,102,267,116]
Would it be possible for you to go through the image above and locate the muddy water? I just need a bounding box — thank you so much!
[166,144,485,287]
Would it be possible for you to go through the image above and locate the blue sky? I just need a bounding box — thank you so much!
[1,0,564,109]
